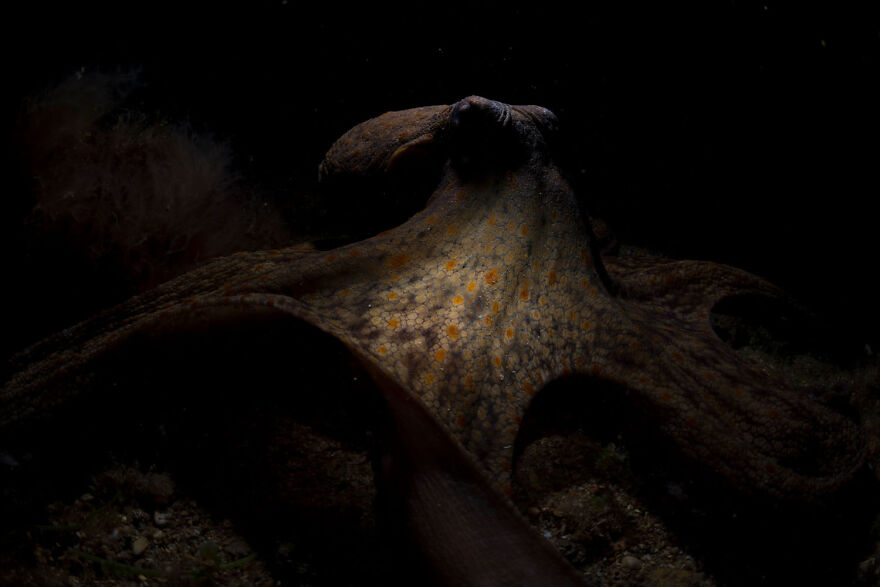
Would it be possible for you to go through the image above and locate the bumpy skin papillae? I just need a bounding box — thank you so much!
[2,97,865,507]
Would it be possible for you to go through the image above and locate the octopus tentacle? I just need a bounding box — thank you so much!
[606,255,794,318]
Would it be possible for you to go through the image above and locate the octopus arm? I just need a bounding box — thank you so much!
[361,356,587,586]
[605,256,794,321]
[1,246,323,429]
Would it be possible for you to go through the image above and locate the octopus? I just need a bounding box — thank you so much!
[1,96,871,584]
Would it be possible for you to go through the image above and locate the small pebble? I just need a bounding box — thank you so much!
[621,555,642,570]
[153,511,171,526]
[225,538,251,558]
[132,536,149,556]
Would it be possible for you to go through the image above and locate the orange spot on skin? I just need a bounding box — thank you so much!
[505,328,515,339]
[588,288,598,298]
[387,292,398,300]
[523,382,535,396]
[467,281,476,292]
[548,270,557,285]
[378,346,388,355]
[426,215,437,224]
[388,318,399,328]
[580,249,592,267]
[520,288,530,301]
[435,349,447,362]
[391,274,401,281]
[425,373,436,383]
[465,374,473,389]
[492,301,500,313]
[387,254,410,269]
[447,325,459,339]
[453,295,464,305]
[508,220,516,231]
[455,189,465,201]
[325,253,337,262]
[582,321,592,330]
[445,260,456,271]
[485,268,500,285]
[533,311,540,319]
[485,315,493,326]
[520,225,528,237]
[348,249,360,258]
[338,289,351,296]
[447,225,457,235]
[493,356,502,367]
[377,229,393,237]
[488,215,497,226]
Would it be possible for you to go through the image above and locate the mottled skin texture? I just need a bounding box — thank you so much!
[2,96,865,508]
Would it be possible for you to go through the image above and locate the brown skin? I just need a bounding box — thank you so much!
[365,358,587,586]
[1,96,868,582]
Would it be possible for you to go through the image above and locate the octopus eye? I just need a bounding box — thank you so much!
[450,100,474,128]
[451,97,510,132]
[516,104,559,137]
[537,107,559,134]
[447,96,518,172]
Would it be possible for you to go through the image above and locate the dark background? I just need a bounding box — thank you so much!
[3,1,879,350]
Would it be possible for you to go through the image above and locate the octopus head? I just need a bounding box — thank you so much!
[318,95,560,193]
[446,96,559,173]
